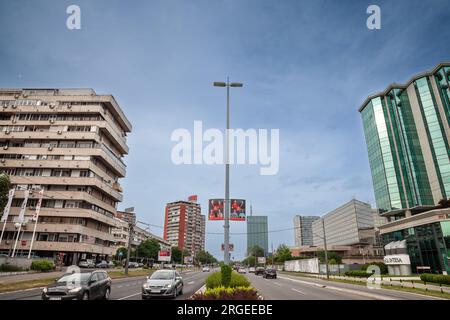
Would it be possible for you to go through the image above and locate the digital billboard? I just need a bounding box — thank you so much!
[230,199,246,221]
[208,199,224,220]
[209,199,246,221]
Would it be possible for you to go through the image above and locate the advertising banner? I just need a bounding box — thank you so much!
[221,244,234,252]
[230,199,246,221]
[209,199,246,221]
[158,250,171,262]
[257,257,266,264]
[209,199,224,220]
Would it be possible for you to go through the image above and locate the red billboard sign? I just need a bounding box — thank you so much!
[209,199,224,220]
[221,244,234,252]
[230,199,246,221]
[209,199,246,221]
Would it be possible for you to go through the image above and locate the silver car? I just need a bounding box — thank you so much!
[141,270,183,299]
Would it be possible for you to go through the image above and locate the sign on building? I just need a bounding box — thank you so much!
[158,250,171,262]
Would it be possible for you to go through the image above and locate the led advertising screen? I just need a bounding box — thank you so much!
[230,199,246,221]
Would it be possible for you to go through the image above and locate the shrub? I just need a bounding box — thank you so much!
[31,260,55,272]
[420,273,450,285]
[191,286,258,300]
[360,262,388,275]
[0,264,23,272]
[206,271,250,289]
[221,264,232,287]
[344,270,372,278]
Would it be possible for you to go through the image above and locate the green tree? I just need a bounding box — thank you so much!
[274,244,292,263]
[171,247,191,263]
[137,239,160,260]
[316,251,342,264]
[115,247,128,260]
[0,174,11,213]
[195,250,218,265]
[247,245,265,258]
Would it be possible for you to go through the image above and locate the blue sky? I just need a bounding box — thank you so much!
[1,0,449,260]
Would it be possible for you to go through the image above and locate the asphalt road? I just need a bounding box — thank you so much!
[0,270,209,300]
[246,272,442,300]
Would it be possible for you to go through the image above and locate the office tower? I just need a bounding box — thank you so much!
[293,215,320,246]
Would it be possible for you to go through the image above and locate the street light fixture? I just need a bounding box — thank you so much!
[213,77,243,265]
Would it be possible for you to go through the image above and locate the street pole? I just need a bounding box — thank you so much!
[125,222,133,275]
[322,219,329,280]
[214,78,242,265]
[224,77,230,265]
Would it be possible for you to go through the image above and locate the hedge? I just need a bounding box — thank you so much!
[344,270,373,278]
[31,260,55,272]
[0,264,23,272]
[360,262,388,275]
[206,271,250,289]
[420,273,450,285]
[191,286,258,300]
[221,264,232,287]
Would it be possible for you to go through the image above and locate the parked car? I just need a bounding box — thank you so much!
[42,270,111,300]
[78,259,95,268]
[124,262,139,268]
[141,269,183,299]
[263,268,277,279]
[96,260,109,268]
[202,266,210,272]
[248,267,256,273]
[238,267,247,274]
[255,267,265,276]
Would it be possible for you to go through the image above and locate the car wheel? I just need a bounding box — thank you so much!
[173,288,177,298]
[82,292,89,300]
[104,288,110,300]
[179,286,183,295]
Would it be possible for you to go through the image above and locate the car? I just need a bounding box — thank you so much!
[202,266,210,272]
[238,267,247,274]
[78,259,95,268]
[248,267,256,273]
[124,262,139,268]
[108,261,115,268]
[141,269,183,299]
[263,268,277,279]
[255,267,265,276]
[96,260,109,268]
[42,270,111,300]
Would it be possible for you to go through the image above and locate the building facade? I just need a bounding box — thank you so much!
[359,62,450,214]
[0,88,131,266]
[293,215,320,246]
[163,196,205,256]
[247,215,268,255]
[312,199,380,253]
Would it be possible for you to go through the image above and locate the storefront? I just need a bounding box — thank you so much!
[379,209,450,275]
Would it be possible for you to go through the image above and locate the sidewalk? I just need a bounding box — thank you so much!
[0,270,66,285]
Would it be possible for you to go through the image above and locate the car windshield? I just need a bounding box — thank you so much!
[150,271,174,280]
[57,273,91,284]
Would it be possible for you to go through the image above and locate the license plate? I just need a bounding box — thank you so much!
[151,289,161,293]
[49,297,62,300]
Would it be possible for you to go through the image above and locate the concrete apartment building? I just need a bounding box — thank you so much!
[0,88,131,266]
[293,215,320,247]
[163,196,205,256]
[359,62,450,274]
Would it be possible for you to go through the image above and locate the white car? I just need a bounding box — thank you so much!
[202,266,210,272]
[248,267,256,273]
[238,268,247,274]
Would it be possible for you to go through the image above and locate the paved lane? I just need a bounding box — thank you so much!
[247,273,442,300]
[0,270,208,300]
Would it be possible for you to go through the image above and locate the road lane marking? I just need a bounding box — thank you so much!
[187,281,195,285]
[291,288,305,295]
[274,282,282,287]
[117,292,141,300]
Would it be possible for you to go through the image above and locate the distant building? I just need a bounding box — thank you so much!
[163,196,205,256]
[247,216,268,255]
[293,215,320,246]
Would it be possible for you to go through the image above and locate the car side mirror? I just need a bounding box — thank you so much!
[89,279,96,285]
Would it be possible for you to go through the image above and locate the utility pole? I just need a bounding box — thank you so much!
[322,219,330,280]
[125,222,133,275]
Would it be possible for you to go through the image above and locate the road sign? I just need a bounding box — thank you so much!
[258,257,266,264]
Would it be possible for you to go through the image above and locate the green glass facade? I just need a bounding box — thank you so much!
[382,222,450,274]
[360,63,450,213]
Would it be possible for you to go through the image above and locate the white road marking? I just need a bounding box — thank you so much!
[291,288,306,295]
[187,281,195,285]
[117,292,141,300]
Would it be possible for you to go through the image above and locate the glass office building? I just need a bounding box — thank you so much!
[247,216,269,255]
[359,62,450,214]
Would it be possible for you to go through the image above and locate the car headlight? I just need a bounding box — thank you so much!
[142,283,150,289]
[164,283,172,289]
[68,287,83,294]
[42,288,47,294]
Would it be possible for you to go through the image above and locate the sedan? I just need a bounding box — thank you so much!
[202,266,210,272]
[255,267,265,276]
[238,268,247,274]
[263,268,277,279]
[142,270,183,299]
[96,260,109,268]
[248,267,256,273]
[42,271,111,300]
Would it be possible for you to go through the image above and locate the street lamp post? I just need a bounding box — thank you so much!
[213,78,243,265]
[322,219,330,280]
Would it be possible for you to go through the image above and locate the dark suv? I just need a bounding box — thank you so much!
[42,270,111,300]
[255,267,265,276]
[263,268,277,279]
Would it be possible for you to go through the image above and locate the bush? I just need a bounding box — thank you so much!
[360,262,388,275]
[206,271,250,289]
[344,270,372,278]
[420,273,450,285]
[31,260,55,272]
[221,264,232,287]
[0,264,23,272]
[191,286,258,300]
